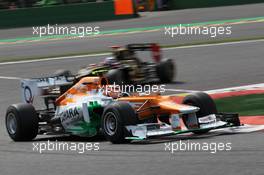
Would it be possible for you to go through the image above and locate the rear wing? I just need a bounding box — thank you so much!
[126,43,161,62]
[126,43,158,50]
[20,75,73,103]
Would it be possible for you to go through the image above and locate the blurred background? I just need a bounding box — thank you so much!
[0,0,263,29]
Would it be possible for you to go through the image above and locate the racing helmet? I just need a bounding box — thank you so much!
[103,56,118,66]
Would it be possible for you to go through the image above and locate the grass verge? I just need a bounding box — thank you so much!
[215,94,264,116]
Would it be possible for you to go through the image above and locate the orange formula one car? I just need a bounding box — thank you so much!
[5,75,240,143]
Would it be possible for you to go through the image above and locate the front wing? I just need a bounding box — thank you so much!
[125,113,240,140]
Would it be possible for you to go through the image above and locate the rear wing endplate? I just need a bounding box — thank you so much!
[20,75,73,103]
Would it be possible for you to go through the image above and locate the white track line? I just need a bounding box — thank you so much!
[205,83,264,94]
[0,76,21,80]
[165,89,199,93]
[0,39,264,66]
[0,52,111,66]
[164,38,264,50]
[165,83,264,94]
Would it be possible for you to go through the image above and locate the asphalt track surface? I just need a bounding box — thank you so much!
[1,4,264,175]
[1,39,264,175]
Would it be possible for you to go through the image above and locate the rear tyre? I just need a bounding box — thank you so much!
[101,102,138,144]
[5,103,39,141]
[156,59,175,83]
[182,92,217,134]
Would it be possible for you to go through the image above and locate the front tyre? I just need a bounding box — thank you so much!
[182,92,217,134]
[6,103,39,141]
[101,102,138,144]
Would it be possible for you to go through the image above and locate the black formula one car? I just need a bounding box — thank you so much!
[55,43,176,85]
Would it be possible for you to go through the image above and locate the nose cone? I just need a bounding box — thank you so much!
[159,101,199,114]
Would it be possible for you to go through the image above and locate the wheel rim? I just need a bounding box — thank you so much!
[6,113,17,135]
[104,112,117,136]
